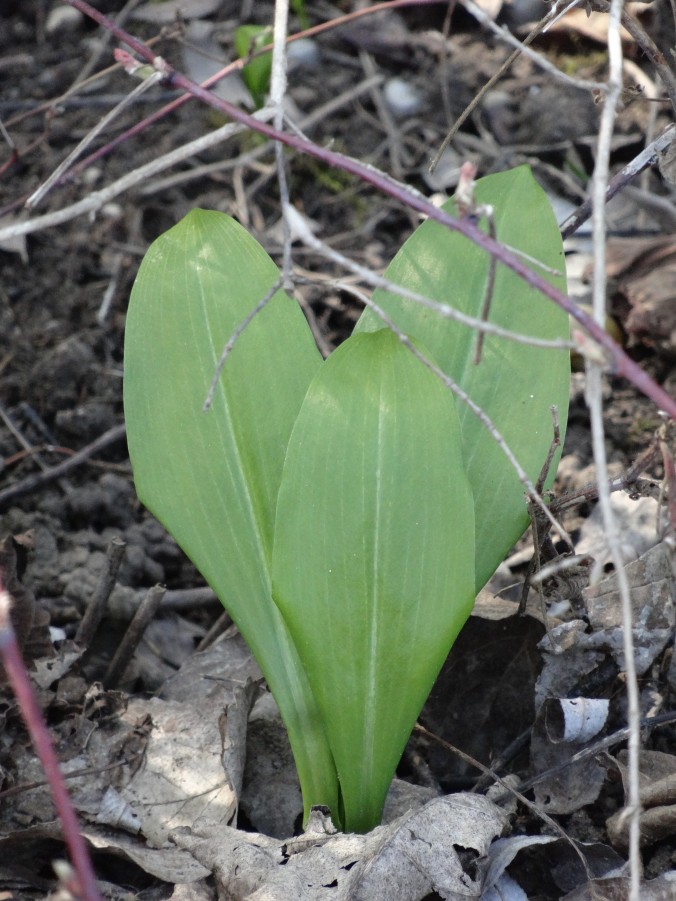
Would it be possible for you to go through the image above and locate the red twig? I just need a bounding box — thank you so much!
[0,578,102,901]
[60,0,676,419]
[65,0,444,178]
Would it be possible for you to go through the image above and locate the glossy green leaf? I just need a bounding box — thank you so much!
[123,210,340,822]
[272,329,475,833]
[355,166,570,590]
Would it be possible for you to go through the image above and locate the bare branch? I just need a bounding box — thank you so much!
[586,2,643,894]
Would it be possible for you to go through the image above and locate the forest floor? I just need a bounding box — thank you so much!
[0,1,675,898]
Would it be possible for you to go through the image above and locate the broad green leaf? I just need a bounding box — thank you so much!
[272,329,475,833]
[355,166,570,590]
[123,209,339,822]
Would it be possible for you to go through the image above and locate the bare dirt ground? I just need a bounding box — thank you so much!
[0,1,675,898]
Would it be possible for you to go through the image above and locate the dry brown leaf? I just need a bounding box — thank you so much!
[606,236,676,356]
[607,750,676,849]
[561,873,676,900]
[173,793,508,900]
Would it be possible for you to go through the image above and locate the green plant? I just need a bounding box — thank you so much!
[234,25,273,108]
[292,0,309,31]
[123,165,569,833]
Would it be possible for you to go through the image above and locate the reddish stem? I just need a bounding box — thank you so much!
[67,0,443,177]
[0,580,102,901]
[61,0,676,419]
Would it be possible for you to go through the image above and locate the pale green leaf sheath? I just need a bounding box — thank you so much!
[355,167,570,589]
[272,330,475,833]
[123,210,339,820]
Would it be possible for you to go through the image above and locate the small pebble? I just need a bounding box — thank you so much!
[287,38,321,72]
[102,202,124,219]
[383,78,423,119]
[501,0,549,29]
[422,146,462,192]
[49,626,67,643]
[45,5,84,35]
[82,166,102,187]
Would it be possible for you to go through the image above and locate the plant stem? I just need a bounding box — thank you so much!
[16,1,676,420]
[0,581,102,901]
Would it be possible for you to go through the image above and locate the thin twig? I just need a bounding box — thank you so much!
[0,581,102,901]
[414,722,594,883]
[560,125,676,239]
[0,754,140,801]
[71,0,144,87]
[519,407,564,615]
[203,280,283,411]
[160,586,219,610]
[593,0,676,111]
[196,608,233,652]
[429,0,585,172]
[659,433,676,540]
[491,709,676,801]
[76,537,126,648]
[271,0,293,289]
[472,212,497,366]
[360,50,405,178]
[10,0,676,418]
[103,583,166,688]
[549,432,665,516]
[587,0,643,894]
[26,70,164,209]
[291,215,571,545]
[0,402,52,474]
[0,423,126,509]
[461,0,606,94]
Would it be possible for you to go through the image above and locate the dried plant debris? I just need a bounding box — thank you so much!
[0,632,258,893]
[530,695,609,814]
[607,749,676,850]
[172,793,508,901]
[421,593,544,785]
[583,541,675,673]
[561,873,676,900]
[606,236,676,359]
[576,493,664,569]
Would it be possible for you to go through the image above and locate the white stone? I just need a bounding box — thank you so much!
[46,5,84,35]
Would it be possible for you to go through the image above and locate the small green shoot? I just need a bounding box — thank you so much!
[234,25,273,108]
[291,0,310,32]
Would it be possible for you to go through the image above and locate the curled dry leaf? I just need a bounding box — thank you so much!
[531,695,607,815]
[542,696,609,744]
